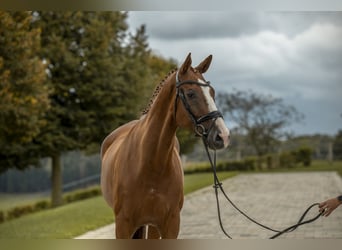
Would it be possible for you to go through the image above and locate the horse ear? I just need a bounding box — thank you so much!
[195,54,212,73]
[179,53,192,75]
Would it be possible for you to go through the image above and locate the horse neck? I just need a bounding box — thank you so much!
[139,75,178,162]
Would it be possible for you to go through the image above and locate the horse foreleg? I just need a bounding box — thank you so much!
[148,225,161,239]
[159,213,180,239]
[115,213,137,239]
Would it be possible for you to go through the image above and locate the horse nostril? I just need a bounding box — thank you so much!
[208,129,228,150]
[212,134,224,149]
[215,134,223,143]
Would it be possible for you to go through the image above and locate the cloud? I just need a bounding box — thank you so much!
[129,12,342,39]
[294,22,342,72]
[148,22,342,97]
[129,12,256,39]
[127,12,342,135]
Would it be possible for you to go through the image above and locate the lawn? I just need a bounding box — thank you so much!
[0,171,237,239]
[0,160,340,239]
[264,160,342,176]
[0,196,113,238]
[184,171,237,194]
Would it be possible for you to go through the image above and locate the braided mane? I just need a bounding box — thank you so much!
[141,68,177,115]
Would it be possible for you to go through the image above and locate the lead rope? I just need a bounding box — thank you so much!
[201,137,324,239]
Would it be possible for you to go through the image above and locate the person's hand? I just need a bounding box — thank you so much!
[319,197,341,217]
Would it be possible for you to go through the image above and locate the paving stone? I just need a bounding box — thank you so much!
[75,172,342,239]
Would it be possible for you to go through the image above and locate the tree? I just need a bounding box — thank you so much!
[218,89,304,157]
[118,24,153,119]
[0,11,50,170]
[30,11,152,206]
[0,11,198,205]
[333,130,342,160]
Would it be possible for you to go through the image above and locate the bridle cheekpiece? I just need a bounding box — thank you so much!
[175,70,223,137]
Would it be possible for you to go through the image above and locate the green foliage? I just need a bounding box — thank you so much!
[295,147,312,166]
[0,11,209,207]
[177,129,200,155]
[0,172,237,237]
[217,160,249,171]
[6,204,34,220]
[183,171,238,195]
[218,89,304,157]
[0,210,4,223]
[0,196,113,238]
[244,157,256,171]
[185,158,254,174]
[333,130,342,160]
[0,186,101,223]
[30,11,156,206]
[32,11,137,156]
[34,200,51,211]
[185,147,313,174]
[0,11,50,171]
[279,147,312,168]
[279,151,296,168]
[0,170,236,226]
[63,186,101,203]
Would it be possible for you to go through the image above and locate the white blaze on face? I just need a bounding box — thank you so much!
[199,79,230,148]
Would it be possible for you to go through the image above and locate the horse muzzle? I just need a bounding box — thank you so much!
[206,119,230,150]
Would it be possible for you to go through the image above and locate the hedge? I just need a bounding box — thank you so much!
[0,211,4,223]
[1,147,312,223]
[0,186,101,223]
[7,205,34,220]
[184,147,313,174]
[184,158,254,174]
[63,187,101,203]
[34,200,51,211]
[294,147,312,166]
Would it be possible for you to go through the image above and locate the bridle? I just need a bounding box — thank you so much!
[174,70,223,137]
[174,72,323,239]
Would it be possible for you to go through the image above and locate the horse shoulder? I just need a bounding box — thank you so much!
[101,119,139,209]
[100,120,139,158]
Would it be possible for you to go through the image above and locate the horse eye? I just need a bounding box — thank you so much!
[186,90,196,99]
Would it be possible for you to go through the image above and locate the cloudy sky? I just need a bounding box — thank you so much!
[127,12,342,136]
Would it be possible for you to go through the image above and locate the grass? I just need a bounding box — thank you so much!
[263,160,342,177]
[184,171,238,194]
[0,160,340,239]
[0,171,237,239]
[0,196,113,238]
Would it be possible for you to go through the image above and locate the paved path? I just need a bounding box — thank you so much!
[75,172,342,239]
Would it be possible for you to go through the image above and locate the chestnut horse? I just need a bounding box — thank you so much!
[101,53,230,239]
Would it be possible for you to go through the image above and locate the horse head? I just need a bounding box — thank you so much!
[175,53,230,150]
